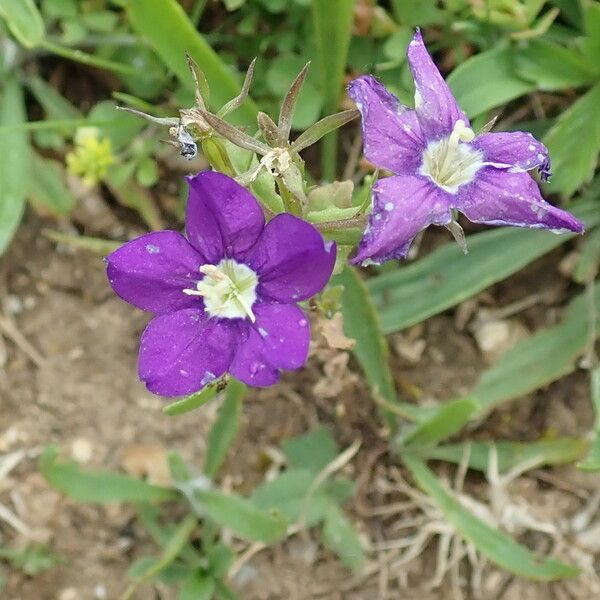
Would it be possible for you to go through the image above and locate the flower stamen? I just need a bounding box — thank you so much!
[183,259,258,322]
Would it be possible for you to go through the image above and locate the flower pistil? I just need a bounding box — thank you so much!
[183,259,258,322]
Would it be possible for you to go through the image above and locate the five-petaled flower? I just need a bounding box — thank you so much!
[106,171,336,396]
[347,29,584,266]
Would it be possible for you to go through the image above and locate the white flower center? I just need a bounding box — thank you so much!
[419,120,483,193]
[183,258,258,321]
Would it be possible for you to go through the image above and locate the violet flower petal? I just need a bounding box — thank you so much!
[229,303,310,386]
[229,324,279,387]
[474,131,552,181]
[138,309,236,396]
[457,168,585,233]
[106,231,204,315]
[245,213,336,302]
[351,175,452,265]
[347,75,425,174]
[186,171,265,263]
[407,29,469,140]
[253,303,310,370]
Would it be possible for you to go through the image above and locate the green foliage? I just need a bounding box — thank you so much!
[39,446,176,503]
[0,76,28,255]
[0,544,63,576]
[369,200,600,334]
[403,453,580,580]
[577,368,600,471]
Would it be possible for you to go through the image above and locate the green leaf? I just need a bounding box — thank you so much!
[123,515,197,600]
[88,101,145,150]
[321,503,365,571]
[403,454,579,580]
[573,226,600,283]
[44,230,120,255]
[179,572,215,600]
[163,383,221,416]
[28,154,76,216]
[423,438,588,473]
[282,426,338,472]
[335,267,398,426]
[0,544,63,576]
[581,2,600,64]
[311,0,355,179]
[389,0,442,26]
[0,0,45,47]
[470,283,600,414]
[515,40,597,91]
[0,76,28,255]
[203,379,245,478]
[126,0,258,126]
[39,446,177,503]
[369,200,600,334]
[447,48,535,118]
[27,76,82,120]
[402,398,477,448]
[578,368,600,471]
[252,469,336,526]
[196,489,288,543]
[544,83,600,197]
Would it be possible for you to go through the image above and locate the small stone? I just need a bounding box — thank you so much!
[59,588,79,600]
[71,437,93,464]
[473,318,529,363]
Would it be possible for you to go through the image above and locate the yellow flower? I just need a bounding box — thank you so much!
[66,127,116,186]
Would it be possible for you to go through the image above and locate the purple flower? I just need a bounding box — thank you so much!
[347,29,584,265]
[106,171,336,397]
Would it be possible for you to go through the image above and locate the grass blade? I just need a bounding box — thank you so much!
[471,283,600,414]
[423,438,587,473]
[369,200,600,334]
[335,267,398,427]
[311,0,355,179]
[0,76,28,255]
[578,367,600,471]
[0,0,44,48]
[402,453,579,580]
[126,0,258,125]
[203,379,245,478]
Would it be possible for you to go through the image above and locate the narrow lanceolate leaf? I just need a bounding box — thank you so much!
[401,398,477,448]
[544,83,600,197]
[28,154,76,216]
[0,76,28,255]
[471,282,600,415]
[369,200,600,334]
[203,379,245,478]
[573,226,600,283]
[578,368,600,471]
[278,62,311,142]
[0,0,45,47]
[163,383,221,416]
[196,489,288,543]
[515,40,598,91]
[291,109,359,153]
[447,48,535,118]
[311,0,355,179]
[321,502,365,571]
[403,454,579,580]
[126,0,258,126]
[39,447,177,503]
[335,267,398,426]
[423,438,587,474]
[44,230,120,255]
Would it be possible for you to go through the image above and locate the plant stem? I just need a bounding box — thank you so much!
[314,215,368,231]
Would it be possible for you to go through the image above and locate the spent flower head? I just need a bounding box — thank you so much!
[347,29,584,266]
[106,171,336,397]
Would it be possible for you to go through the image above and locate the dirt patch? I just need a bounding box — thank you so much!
[1,213,598,599]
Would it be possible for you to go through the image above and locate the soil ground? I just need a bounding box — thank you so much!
[1,209,598,600]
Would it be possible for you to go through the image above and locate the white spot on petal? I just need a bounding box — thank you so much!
[145,244,160,254]
[258,327,268,338]
[200,371,216,386]
[298,318,307,327]
[384,202,394,212]
[528,144,536,151]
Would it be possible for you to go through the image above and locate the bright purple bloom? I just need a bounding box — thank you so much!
[106,171,336,397]
[348,29,584,265]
